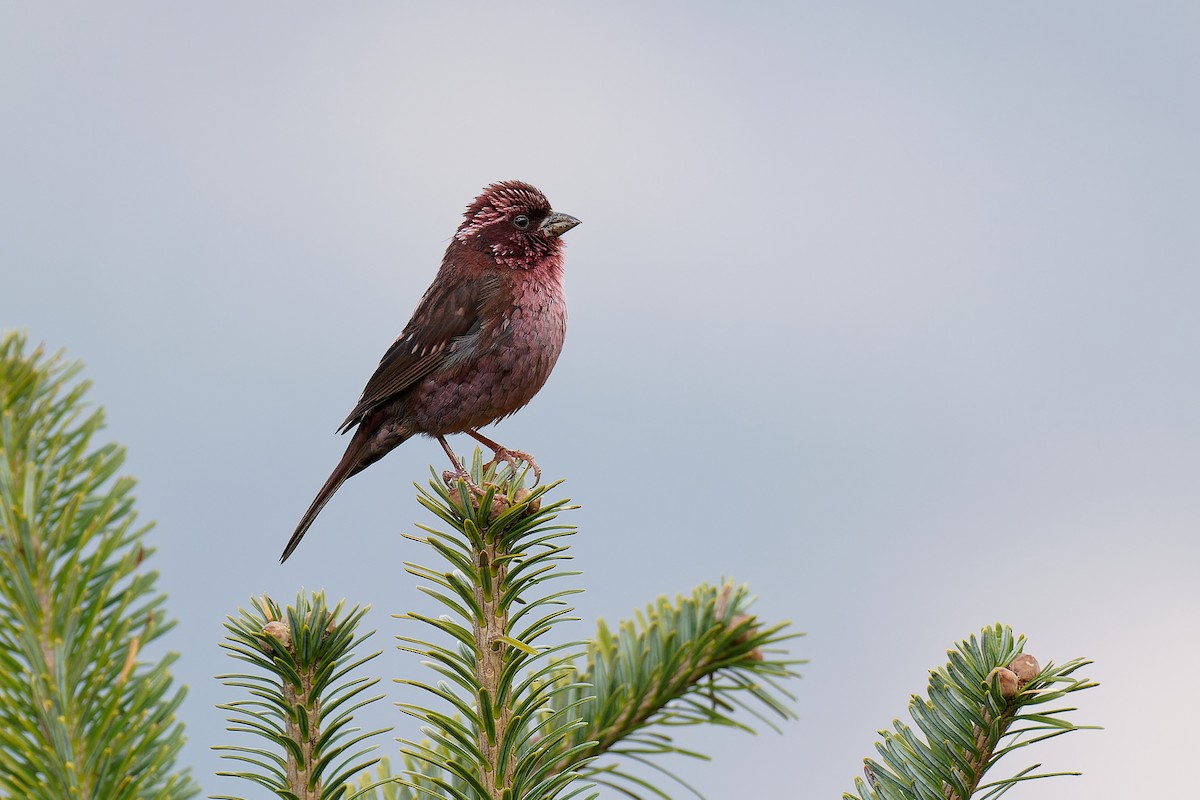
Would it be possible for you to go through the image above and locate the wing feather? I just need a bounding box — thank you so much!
[337,273,501,432]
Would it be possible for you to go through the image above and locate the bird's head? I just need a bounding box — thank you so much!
[455,180,581,269]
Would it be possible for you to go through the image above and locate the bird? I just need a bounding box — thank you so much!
[281,180,580,562]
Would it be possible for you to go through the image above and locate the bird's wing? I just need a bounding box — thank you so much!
[337,273,501,432]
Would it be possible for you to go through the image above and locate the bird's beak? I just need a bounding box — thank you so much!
[539,212,581,239]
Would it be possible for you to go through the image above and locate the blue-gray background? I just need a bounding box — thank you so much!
[3,3,1197,798]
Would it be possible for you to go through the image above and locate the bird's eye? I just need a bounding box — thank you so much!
[513,214,530,230]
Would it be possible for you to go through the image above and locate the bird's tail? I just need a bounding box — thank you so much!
[280,426,396,563]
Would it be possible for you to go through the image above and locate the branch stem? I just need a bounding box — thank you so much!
[946,704,1016,800]
[475,532,512,798]
[284,656,322,799]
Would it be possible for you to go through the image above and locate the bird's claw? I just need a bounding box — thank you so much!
[484,447,541,485]
[442,468,485,496]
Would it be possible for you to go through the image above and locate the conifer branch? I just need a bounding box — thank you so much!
[365,457,802,800]
[213,592,389,800]
[845,624,1098,800]
[0,332,198,800]
[392,454,589,800]
[544,581,802,795]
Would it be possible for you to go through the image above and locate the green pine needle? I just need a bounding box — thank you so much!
[845,624,1098,800]
[214,591,390,800]
[0,332,198,800]
[379,456,803,800]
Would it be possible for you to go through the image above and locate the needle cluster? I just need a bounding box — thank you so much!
[213,593,388,800]
[846,624,1097,800]
[0,333,196,800]
[396,456,590,800]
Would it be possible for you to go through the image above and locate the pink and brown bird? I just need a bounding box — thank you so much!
[281,180,580,562]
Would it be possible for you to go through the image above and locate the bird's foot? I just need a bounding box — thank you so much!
[466,430,542,485]
[437,435,487,496]
[443,467,515,521]
[484,446,541,485]
[442,467,486,496]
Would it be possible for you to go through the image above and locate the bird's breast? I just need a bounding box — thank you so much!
[407,272,566,434]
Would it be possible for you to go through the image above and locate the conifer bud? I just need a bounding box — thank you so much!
[728,613,763,660]
[987,666,1020,700]
[262,620,291,650]
[514,487,541,515]
[1009,653,1040,685]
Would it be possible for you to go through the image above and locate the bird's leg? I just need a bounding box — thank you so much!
[467,430,541,485]
[438,435,484,495]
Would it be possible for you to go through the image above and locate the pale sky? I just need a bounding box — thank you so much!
[2,3,1198,798]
